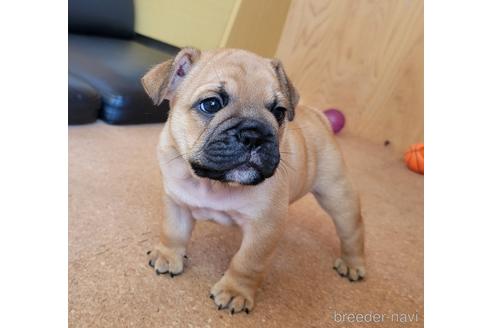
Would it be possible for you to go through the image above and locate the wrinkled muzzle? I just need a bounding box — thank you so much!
[189,118,280,185]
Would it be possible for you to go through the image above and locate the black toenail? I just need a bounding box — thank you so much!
[184,255,188,259]
[231,309,235,315]
[210,294,214,300]
[149,260,154,268]
[218,305,223,310]
[170,272,175,278]
[146,250,151,255]
[245,308,250,314]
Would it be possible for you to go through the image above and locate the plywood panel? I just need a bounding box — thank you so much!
[276,0,424,153]
[135,0,290,57]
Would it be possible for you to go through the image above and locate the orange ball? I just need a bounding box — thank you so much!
[404,143,424,175]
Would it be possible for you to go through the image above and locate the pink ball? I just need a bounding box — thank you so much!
[323,108,345,134]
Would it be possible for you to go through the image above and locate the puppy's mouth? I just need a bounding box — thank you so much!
[189,117,280,185]
[190,159,276,186]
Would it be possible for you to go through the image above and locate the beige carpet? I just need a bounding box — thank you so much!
[69,121,423,328]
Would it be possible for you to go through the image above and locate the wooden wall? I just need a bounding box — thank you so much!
[135,0,291,57]
[276,0,423,153]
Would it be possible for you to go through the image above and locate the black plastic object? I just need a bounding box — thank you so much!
[68,74,101,125]
[69,34,177,124]
[68,0,135,39]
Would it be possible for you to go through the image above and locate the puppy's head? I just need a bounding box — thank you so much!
[142,48,299,185]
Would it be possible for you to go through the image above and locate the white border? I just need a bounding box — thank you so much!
[0,1,67,327]
[426,1,492,327]
[1,0,492,327]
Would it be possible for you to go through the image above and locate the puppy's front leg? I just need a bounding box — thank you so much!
[210,211,285,314]
[147,194,194,277]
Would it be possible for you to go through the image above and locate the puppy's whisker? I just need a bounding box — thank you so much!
[192,128,209,151]
[166,154,184,164]
[212,67,223,83]
[277,162,288,177]
[287,125,311,132]
[279,158,294,172]
[166,151,196,164]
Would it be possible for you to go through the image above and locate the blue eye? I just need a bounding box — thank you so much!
[197,97,224,114]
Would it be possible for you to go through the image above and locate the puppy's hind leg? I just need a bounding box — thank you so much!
[313,164,366,282]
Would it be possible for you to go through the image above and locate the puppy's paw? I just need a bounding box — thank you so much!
[333,257,366,282]
[210,275,255,314]
[147,244,186,278]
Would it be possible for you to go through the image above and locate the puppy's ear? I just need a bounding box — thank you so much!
[271,59,299,121]
[141,47,201,105]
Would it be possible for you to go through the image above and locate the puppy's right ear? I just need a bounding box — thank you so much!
[141,47,201,105]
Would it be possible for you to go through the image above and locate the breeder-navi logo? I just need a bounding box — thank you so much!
[332,311,420,324]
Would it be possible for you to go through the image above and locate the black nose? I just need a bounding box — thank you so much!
[236,120,273,151]
[239,129,263,150]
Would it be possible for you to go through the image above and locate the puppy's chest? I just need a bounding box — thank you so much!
[165,175,254,226]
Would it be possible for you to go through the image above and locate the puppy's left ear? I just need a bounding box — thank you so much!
[271,59,299,121]
[141,47,201,105]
